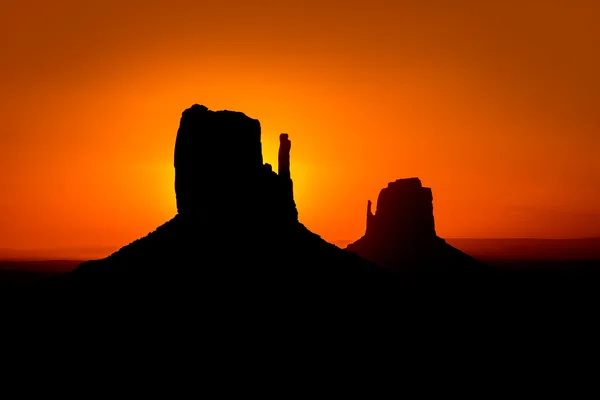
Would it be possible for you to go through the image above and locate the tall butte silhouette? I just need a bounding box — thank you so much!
[36,104,402,318]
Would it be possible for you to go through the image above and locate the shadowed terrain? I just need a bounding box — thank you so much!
[21,105,405,329]
[7,105,600,366]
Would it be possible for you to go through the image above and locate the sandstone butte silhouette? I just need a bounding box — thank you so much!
[25,104,557,315]
[11,104,600,377]
[346,178,482,274]
[33,104,411,321]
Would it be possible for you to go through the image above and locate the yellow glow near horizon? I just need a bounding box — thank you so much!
[1,0,599,257]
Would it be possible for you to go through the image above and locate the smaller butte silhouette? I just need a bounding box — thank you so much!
[346,178,482,274]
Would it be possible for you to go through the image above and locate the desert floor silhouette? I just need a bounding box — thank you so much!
[3,105,597,312]
[3,103,600,373]
[4,1,600,384]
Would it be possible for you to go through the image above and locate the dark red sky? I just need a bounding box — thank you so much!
[1,0,599,257]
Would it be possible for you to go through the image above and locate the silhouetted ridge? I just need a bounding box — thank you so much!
[14,104,600,369]
[347,178,481,273]
[37,104,400,320]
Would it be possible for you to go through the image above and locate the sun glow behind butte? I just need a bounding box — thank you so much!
[0,0,599,255]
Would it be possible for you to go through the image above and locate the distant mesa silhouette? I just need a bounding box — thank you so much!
[38,104,401,313]
[346,178,481,274]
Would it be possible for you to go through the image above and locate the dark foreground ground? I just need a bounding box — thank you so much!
[0,260,80,292]
[2,256,600,378]
[3,257,599,314]
[2,257,599,290]
[5,239,596,290]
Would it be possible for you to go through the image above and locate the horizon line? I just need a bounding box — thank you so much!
[3,236,600,252]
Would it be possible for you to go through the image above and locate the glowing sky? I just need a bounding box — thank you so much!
[1,0,599,256]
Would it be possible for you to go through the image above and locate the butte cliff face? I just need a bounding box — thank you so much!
[347,178,480,273]
[174,104,298,228]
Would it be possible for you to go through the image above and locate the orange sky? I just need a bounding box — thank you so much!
[1,0,599,257]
